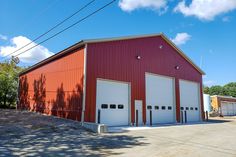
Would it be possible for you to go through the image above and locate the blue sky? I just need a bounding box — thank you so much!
[0,0,236,86]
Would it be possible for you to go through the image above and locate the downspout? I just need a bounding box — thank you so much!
[81,44,87,125]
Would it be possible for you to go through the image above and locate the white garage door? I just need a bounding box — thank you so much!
[180,80,200,122]
[221,103,229,116]
[228,103,234,115]
[234,104,236,115]
[146,73,175,124]
[96,79,129,126]
[221,102,236,116]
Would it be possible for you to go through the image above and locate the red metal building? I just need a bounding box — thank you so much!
[18,33,205,126]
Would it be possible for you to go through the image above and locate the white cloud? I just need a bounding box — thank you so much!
[171,33,191,45]
[0,34,7,41]
[174,0,236,21]
[119,0,168,13]
[0,36,54,64]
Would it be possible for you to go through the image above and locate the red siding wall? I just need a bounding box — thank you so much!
[18,47,85,121]
[85,36,203,123]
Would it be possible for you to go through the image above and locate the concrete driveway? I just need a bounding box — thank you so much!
[1,109,236,157]
[108,117,236,157]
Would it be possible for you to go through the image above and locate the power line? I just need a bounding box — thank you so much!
[1,0,96,61]
[14,0,116,58]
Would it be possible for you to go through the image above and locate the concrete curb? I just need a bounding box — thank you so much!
[82,122,108,134]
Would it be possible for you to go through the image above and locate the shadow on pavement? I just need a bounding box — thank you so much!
[0,109,148,156]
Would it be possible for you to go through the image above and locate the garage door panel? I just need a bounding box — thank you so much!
[180,80,200,122]
[100,105,128,126]
[179,81,199,107]
[96,80,129,126]
[155,108,174,123]
[96,81,128,103]
[187,109,199,122]
[221,102,236,116]
[146,74,174,105]
[228,103,234,115]
[146,74,175,124]
[234,104,236,115]
[221,103,228,116]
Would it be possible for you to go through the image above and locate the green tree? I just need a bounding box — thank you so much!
[223,82,236,97]
[208,85,224,95]
[204,83,236,97]
[203,86,210,94]
[0,61,23,108]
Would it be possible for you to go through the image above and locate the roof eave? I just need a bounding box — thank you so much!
[19,40,85,76]
[83,33,163,44]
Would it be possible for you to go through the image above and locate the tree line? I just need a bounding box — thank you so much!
[0,61,24,108]
[204,82,236,97]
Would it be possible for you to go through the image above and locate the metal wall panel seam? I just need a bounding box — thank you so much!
[81,44,87,124]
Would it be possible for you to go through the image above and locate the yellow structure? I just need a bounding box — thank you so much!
[211,95,236,116]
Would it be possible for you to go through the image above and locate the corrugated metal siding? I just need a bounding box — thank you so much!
[18,47,85,121]
[85,36,203,123]
[218,97,236,109]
